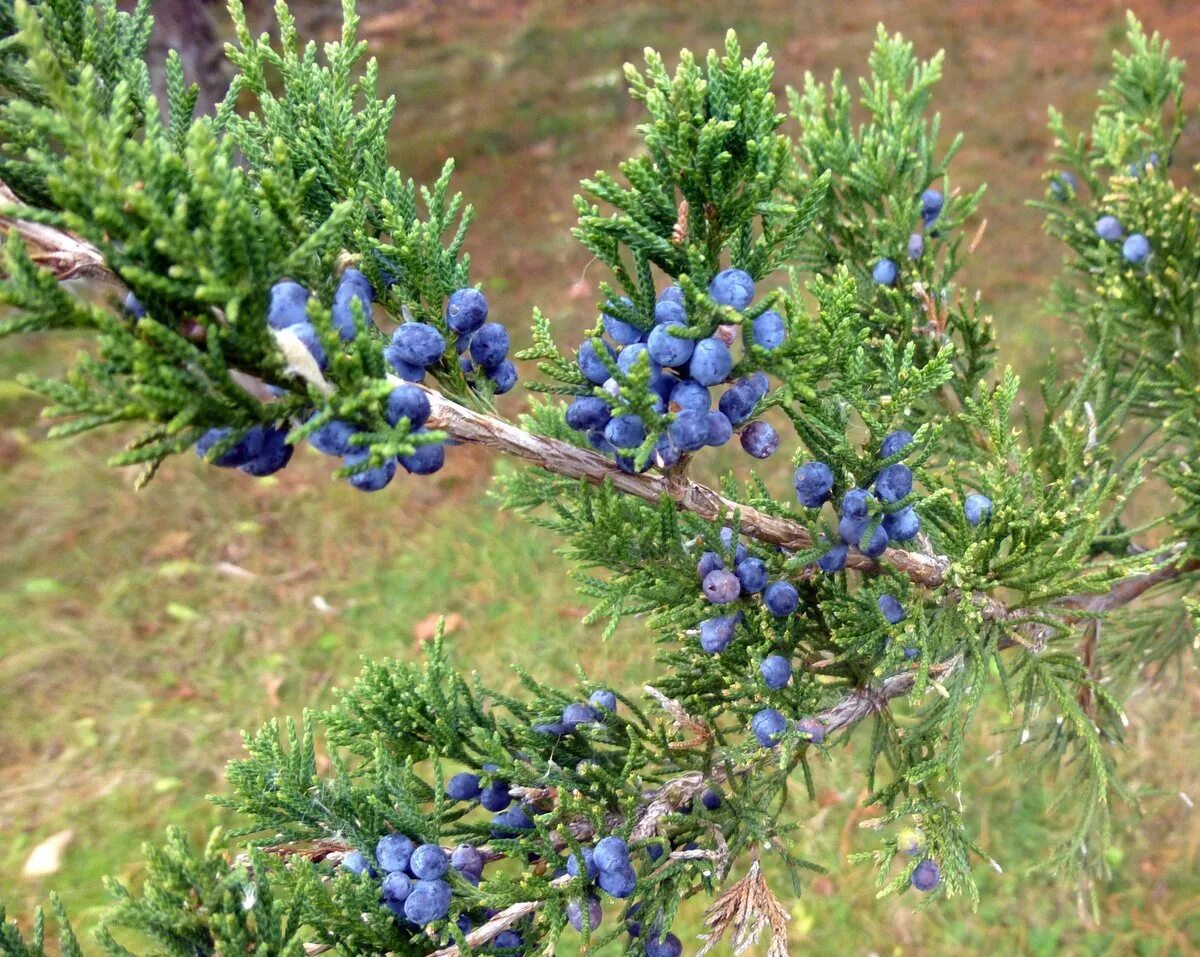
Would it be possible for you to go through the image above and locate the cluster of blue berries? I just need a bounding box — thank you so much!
[751,707,826,749]
[532,688,618,737]
[874,187,944,285]
[566,835,638,901]
[695,527,800,654]
[341,831,485,929]
[1093,213,1151,265]
[794,429,920,573]
[565,269,783,472]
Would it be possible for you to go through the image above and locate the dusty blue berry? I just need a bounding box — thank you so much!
[647,320,694,368]
[911,858,940,892]
[735,557,767,593]
[705,410,733,446]
[796,716,826,743]
[817,543,848,573]
[267,280,309,329]
[332,271,373,340]
[566,396,611,432]
[794,462,834,508]
[562,702,598,731]
[658,285,685,306]
[646,933,683,957]
[1123,232,1150,264]
[751,708,788,747]
[446,772,481,802]
[589,689,617,714]
[488,359,518,394]
[288,321,327,369]
[740,420,779,459]
[699,615,738,653]
[709,268,754,310]
[669,408,709,452]
[451,844,483,877]
[907,232,925,259]
[875,463,913,503]
[702,569,741,604]
[1050,171,1077,199]
[920,188,943,226]
[697,551,724,579]
[759,655,792,689]
[763,581,799,617]
[385,385,430,428]
[398,432,444,475]
[878,594,905,624]
[341,850,370,875]
[240,427,293,476]
[654,298,686,325]
[718,381,756,425]
[380,872,412,916]
[842,488,870,519]
[579,338,617,384]
[196,427,261,468]
[410,844,448,880]
[689,338,733,386]
[873,258,899,286]
[964,493,993,526]
[392,323,446,368]
[601,297,642,345]
[605,414,646,449]
[883,506,920,541]
[124,290,146,318]
[376,834,415,873]
[880,430,914,459]
[1095,215,1123,242]
[403,879,451,925]
[445,287,488,334]
[383,343,426,382]
[468,323,509,371]
[670,378,711,413]
[479,779,511,812]
[597,863,637,899]
[838,512,870,546]
[701,788,722,810]
[568,895,603,932]
[567,847,598,881]
[748,310,785,350]
[860,523,888,557]
[594,836,631,873]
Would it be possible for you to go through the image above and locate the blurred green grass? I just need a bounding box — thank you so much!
[2,1,1199,954]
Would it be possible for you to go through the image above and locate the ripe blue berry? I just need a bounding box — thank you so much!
[398,433,444,475]
[1123,232,1150,264]
[568,895,603,932]
[669,408,710,453]
[494,930,523,949]
[748,310,786,350]
[567,847,598,881]
[701,788,722,810]
[872,258,899,286]
[392,323,446,368]
[267,280,309,329]
[702,569,741,604]
[763,581,799,617]
[562,702,598,731]
[796,716,826,744]
[875,463,913,503]
[751,708,788,747]
[240,427,293,476]
[451,844,483,878]
[380,872,412,916]
[403,878,451,925]
[658,285,685,305]
[617,342,651,375]
[920,188,943,227]
[699,615,738,653]
[594,836,631,873]
[196,427,262,468]
[880,430,914,459]
[410,844,448,880]
[878,594,905,624]
[491,805,535,836]
[605,414,646,449]
[794,462,835,508]
[697,550,724,579]
[689,338,733,386]
[759,655,791,690]
[670,378,711,413]
[911,858,941,892]
[705,410,733,446]
[385,385,431,428]
[602,297,642,345]
[838,513,870,546]
[717,381,756,425]
[842,488,870,519]
[740,420,779,459]
[597,863,637,899]
[1095,215,1123,242]
[647,320,694,368]
[534,720,569,736]
[719,526,747,562]
[590,689,618,714]
[332,270,373,340]
[566,396,612,432]
[468,323,509,371]
[816,543,848,573]
[446,772,481,802]
[383,344,426,382]
[964,493,993,526]
[654,298,686,326]
[646,933,683,957]
[907,232,925,259]
[341,850,370,875]
[746,372,770,402]
[479,779,511,812]
[488,359,518,394]
[883,506,920,541]
[579,338,617,384]
[735,557,767,594]
[445,287,488,334]
[376,833,415,873]
[860,523,888,558]
[709,268,754,310]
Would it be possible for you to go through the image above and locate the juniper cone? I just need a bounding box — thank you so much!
[1,5,1198,956]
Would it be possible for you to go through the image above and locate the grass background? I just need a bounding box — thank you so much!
[2,1,1200,953]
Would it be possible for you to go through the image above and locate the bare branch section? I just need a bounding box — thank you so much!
[0,183,117,283]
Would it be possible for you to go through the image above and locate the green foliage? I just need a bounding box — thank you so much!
[0,4,1198,955]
